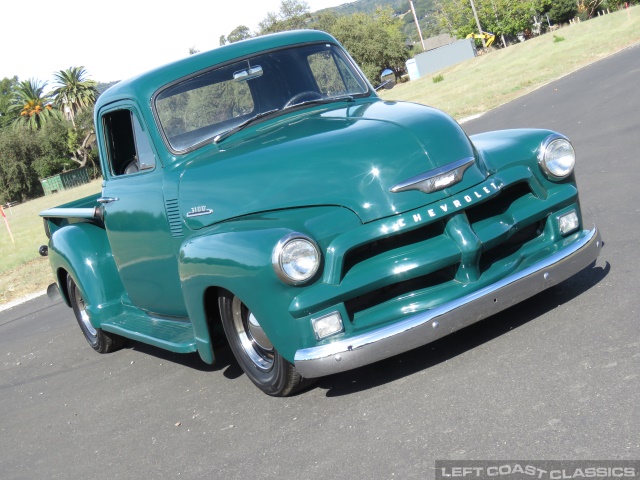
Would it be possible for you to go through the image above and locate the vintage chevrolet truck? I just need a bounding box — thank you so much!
[40,30,602,396]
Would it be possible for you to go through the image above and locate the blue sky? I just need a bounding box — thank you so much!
[2,0,355,86]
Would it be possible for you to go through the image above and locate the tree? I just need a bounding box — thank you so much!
[258,0,312,34]
[66,109,98,172]
[227,25,252,43]
[10,79,58,130]
[0,127,43,202]
[51,67,98,128]
[602,0,637,9]
[437,0,551,41]
[548,0,578,23]
[577,0,604,18]
[319,7,410,84]
[31,120,72,179]
[0,77,18,129]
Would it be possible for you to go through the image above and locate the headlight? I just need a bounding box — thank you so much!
[538,135,575,180]
[272,233,321,285]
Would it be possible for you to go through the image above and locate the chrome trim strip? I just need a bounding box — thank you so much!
[97,197,119,204]
[390,156,475,194]
[294,227,602,378]
[186,209,214,218]
[39,207,100,219]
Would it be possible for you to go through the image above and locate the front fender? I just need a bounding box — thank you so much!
[179,207,362,363]
[48,223,125,326]
[471,128,575,183]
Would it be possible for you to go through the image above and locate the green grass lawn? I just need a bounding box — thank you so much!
[1,6,638,306]
[0,180,102,304]
[379,7,640,118]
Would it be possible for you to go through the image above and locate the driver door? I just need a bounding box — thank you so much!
[98,103,188,318]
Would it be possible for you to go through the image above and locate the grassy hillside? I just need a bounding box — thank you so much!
[1,6,638,306]
[379,7,640,119]
[317,0,437,41]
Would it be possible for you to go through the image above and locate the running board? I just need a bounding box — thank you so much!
[100,314,197,353]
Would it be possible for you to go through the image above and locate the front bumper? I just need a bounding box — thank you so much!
[294,227,602,378]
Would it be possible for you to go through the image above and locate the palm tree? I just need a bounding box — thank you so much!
[10,79,58,130]
[51,66,98,127]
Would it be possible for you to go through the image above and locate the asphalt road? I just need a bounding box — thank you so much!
[1,45,639,480]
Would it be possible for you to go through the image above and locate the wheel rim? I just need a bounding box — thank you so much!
[74,284,97,337]
[231,296,274,371]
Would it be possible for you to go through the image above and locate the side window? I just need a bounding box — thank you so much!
[103,109,156,176]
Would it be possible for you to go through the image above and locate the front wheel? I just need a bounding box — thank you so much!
[67,275,125,353]
[218,292,312,396]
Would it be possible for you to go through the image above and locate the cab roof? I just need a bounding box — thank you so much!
[95,30,338,111]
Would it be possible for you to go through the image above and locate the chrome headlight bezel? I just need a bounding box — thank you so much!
[272,232,321,286]
[538,135,576,181]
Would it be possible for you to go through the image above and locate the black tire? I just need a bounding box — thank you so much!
[218,292,313,396]
[67,275,125,353]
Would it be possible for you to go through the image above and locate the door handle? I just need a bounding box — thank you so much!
[97,197,119,204]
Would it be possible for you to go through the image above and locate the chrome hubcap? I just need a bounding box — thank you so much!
[247,312,273,351]
[75,285,96,337]
[231,297,274,371]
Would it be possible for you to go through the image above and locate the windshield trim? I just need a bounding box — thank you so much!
[151,41,373,155]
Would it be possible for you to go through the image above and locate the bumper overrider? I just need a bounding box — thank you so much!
[294,227,602,378]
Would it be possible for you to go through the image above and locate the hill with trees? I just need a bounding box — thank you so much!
[317,0,439,44]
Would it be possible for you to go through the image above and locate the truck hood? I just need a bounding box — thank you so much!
[179,100,487,228]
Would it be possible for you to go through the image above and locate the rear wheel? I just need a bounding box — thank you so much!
[67,275,125,353]
[218,292,312,396]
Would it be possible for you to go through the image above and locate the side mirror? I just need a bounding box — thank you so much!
[379,69,396,90]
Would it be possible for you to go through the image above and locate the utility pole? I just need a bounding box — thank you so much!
[409,0,426,51]
[469,0,487,49]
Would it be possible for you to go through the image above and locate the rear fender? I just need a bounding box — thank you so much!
[48,223,125,326]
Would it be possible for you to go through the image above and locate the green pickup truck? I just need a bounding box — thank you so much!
[40,30,602,396]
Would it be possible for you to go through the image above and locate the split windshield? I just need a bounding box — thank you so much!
[155,42,370,152]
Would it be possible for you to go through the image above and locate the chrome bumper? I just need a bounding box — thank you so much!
[294,227,602,378]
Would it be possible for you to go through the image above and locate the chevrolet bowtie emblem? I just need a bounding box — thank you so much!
[390,157,475,194]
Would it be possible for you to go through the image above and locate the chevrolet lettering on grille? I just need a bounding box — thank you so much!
[381,179,501,234]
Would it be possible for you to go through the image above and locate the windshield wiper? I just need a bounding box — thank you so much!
[213,108,280,144]
[283,95,354,110]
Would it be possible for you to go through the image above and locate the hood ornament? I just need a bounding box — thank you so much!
[390,157,475,194]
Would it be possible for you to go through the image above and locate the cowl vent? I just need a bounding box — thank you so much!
[165,199,184,238]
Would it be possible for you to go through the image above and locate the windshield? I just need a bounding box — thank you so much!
[155,42,371,152]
